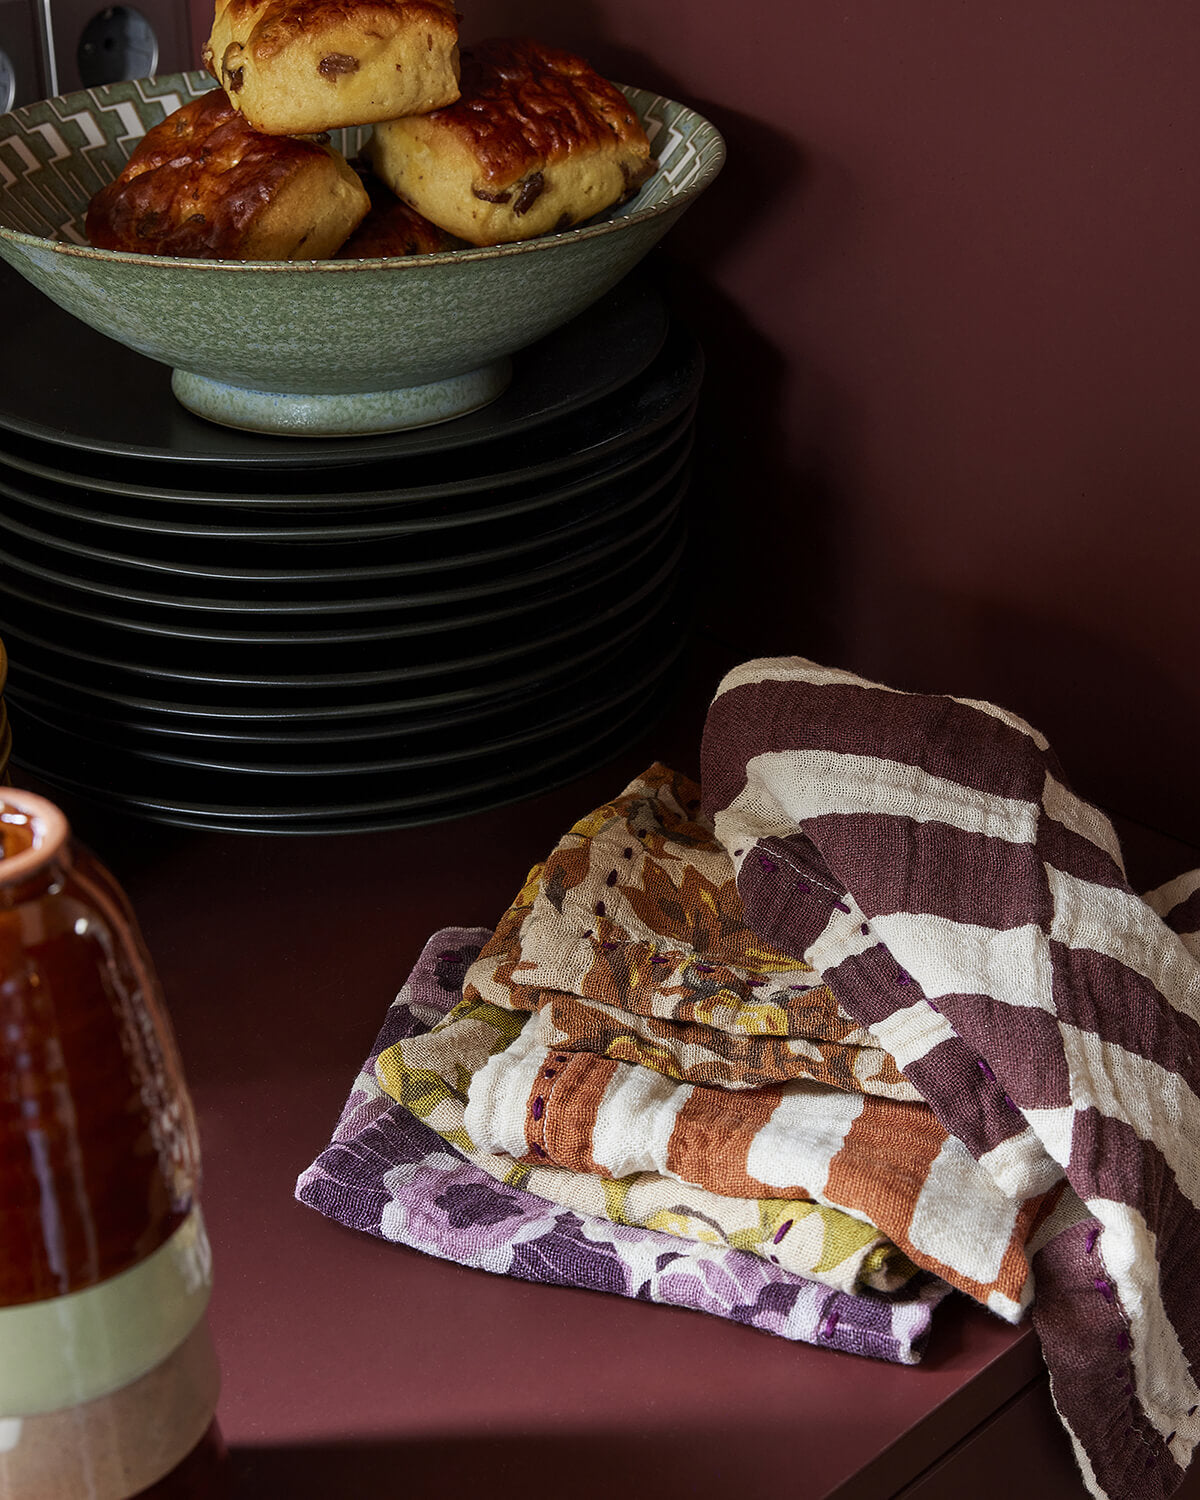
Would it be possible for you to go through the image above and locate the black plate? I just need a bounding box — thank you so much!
[1,580,683,724]
[0,402,697,542]
[10,642,682,832]
[0,432,693,606]
[0,320,701,506]
[0,264,669,470]
[6,620,683,751]
[0,485,686,648]
[8,635,681,778]
[0,526,686,693]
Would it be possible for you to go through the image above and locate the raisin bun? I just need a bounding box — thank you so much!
[86,89,370,260]
[365,38,655,247]
[203,0,460,136]
[336,169,461,257]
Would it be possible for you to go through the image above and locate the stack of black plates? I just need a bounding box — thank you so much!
[0,271,701,833]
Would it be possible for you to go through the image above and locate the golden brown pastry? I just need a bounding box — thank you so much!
[365,37,655,247]
[335,170,460,256]
[85,89,370,260]
[203,0,460,136]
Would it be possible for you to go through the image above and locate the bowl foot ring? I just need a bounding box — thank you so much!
[170,359,513,437]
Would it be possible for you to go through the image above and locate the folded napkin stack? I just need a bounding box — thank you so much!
[297,926,948,1363]
[299,655,1200,1500]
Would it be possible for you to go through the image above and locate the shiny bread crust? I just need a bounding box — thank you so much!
[335,174,459,256]
[85,89,370,260]
[366,37,655,246]
[203,0,460,135]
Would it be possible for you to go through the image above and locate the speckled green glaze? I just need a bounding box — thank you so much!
[172,358,512,435]
[0,73,725,435]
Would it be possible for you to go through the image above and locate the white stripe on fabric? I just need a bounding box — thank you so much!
[1060,1026,1200,1213]
[950,695,1050,749]
[1089,1198,1200,1452]
[1021,1106,1078,1170]
[1041,770,1126,872]
[866,1000,960,1069]
[871,912,1057,1013]
[1143,868,1200,922]
[743,749,1041,844]
[744,1084,864,1196]
[712,656,904,702]
[978,1122,1067,1199]
[1046,866,1200,1022]
[907,1137,1025,1284]
[588,1064,694,1181]
[461,1027,548,1158]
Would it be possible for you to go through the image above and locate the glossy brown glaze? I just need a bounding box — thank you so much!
[0,792,200,1308]
[431,38,653,189]
[223,0,457,66]
[86,90,343,258]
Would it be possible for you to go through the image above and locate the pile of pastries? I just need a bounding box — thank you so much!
[86,5,656,261]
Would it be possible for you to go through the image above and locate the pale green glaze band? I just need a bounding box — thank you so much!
[0,1208,212,1417]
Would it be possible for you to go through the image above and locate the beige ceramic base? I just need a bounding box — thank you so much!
[0,1319,219,1500]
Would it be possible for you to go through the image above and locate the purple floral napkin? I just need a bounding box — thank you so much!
[296,927,950,1364]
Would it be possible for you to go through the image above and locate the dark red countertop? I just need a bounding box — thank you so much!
[22,634,1200,1500]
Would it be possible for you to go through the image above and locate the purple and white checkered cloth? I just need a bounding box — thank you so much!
[296,927,949,1364]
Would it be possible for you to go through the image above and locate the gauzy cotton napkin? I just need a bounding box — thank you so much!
[296,928,949,1364]
[701,657,1200,1500]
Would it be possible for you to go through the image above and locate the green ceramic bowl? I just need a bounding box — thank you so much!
[0,72,724,436]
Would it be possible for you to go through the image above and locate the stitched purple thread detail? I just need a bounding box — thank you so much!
[582,929,594,939]
[747,978,765,988]
[773,1219,793,1244]
[897,968,911,985]
[834,901,851,913]
[1167,1433,1176,1446]
[531,1143,547,1157]
[860,923,870,936]
[1116,1331,1131,1351]
[555,1054,569,1062]
[758,853,778,872]
[624,847,633,858]
[1188,1406,1197,1418]
[651,956,670,965]
[595,901,606,917]
[603,941,619,951]
[544,1069,556,1078]
[606,870,618,887]
[927,1000,941,1013]
[978,1059,996,1083]
[694,963,716,973]
[820,1309,840,1340]
[437,950,461,961]
[1003,1094,1018,1110]
[734,849,744,856]
[1094,1278,1115,1303]
[1085,1226,1100,1254]
[796,881,811,892]
[531,1097,545,1121]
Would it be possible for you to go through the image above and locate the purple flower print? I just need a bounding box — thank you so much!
[508,1212,632,1297]
[435,1182,525,1229]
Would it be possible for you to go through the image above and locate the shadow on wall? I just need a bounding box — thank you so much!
[853,587,1200,850]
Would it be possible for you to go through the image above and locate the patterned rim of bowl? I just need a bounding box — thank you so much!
[0,73,726,271]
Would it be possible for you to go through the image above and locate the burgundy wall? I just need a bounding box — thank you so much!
[187,1,1200,844]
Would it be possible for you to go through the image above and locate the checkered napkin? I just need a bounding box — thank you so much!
[701,657,1200,1500]
[295,928,949,1365]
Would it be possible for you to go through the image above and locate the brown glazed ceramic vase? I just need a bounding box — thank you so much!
[0,788,220,1499]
